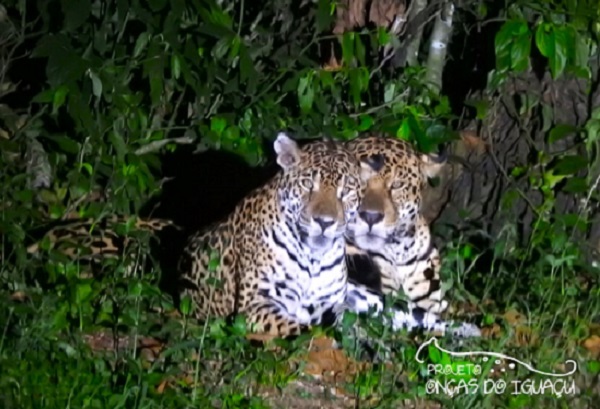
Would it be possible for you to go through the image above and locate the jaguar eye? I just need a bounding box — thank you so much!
[300,178,313,190]
[391,180,403,189]
[342,176,358,197]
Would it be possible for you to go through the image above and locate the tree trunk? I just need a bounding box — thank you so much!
[423,70,600,264]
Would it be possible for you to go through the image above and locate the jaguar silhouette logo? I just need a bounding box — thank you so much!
[416,337,577,377]
[415,338,578,397]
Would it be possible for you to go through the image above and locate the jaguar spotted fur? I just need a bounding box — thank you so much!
[343,134,481,337]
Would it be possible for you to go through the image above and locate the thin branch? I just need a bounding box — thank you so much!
[237,0,244,36]
[348,89,410,118]
[134,136,195,156]
[370,49,396,79]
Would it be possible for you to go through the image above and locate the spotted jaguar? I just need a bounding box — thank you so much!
[21,133,478,338]
[25,215,180,276]
[176,132,390,336]
[343,134,480,337]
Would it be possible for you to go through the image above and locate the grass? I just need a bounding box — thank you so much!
[2,217,600,409]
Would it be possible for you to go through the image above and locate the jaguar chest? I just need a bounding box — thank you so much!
[261,236,348,320]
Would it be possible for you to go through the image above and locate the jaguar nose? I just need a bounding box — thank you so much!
[359,210,383,227]
[314,216,335,231]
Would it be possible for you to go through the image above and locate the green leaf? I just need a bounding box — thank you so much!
[496,20,526,54]
[487,69,507,90]
[171,54,181,80]
[315,0,333,33]
[147,0,168,11]
[319,70,334,90]
[552,26,569,78]
[109,131,128,161]
[117,0,129,29]
[213,36,231,60]
[133,32,150,58]
[341,32,355,65]
[552,155,587,175]
[535,23,568,79]
[377,28,391,47]
[209,4,234,30]
[511,32,531,71]
[180,296,192,316]
[89,71,103,99]
[355,35,366,66]
[231,315,248,337]
[396,119,411,141]
[240,108,253,133]
[425,124,453,146]
[587,361,600,375]
[76,282,93,303]
[465,99,489,120]
[239,43,257,93]
[33,34,88,87]
[535,23,554,59]
[541,103,554,132]
[563,176,588,193]
[208,249,221,272]
[495,20,531,73]
[384,82,396,103]
[229,35,241,60]
[223,126,241,144]
[341,310,358,328]
[358,115,373,131]
[46,134,80,154]
[349,67,369,107]
[428,343,441,363]
[575,32,590,71]
[130,282,144,297]
[79,163,93,176]
[548,124,578,144]
[58,342,78,357]
[70,92,97,137]
[495,47,511,72]
[211,117,228,135]
[407,114,427,149]
[144,39,166,105]
[52,85,70,114]
[61,0,91,32]
[477,2,488,18]
[585,119,600,151]
[298,73,315,113]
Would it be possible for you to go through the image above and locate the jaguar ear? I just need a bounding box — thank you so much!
[420,151,446,179]
[360,161,376,182]
[359,154,385,182]
[362,154,385,172]
[274,132,301,170]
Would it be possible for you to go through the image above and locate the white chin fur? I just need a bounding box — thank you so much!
[305,235,336,252]
[352,234,387,251]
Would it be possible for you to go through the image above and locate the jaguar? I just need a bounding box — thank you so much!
[343,134,481,337]
[25,215,180,277]
[21,133,478,338]
[176,132,380,336]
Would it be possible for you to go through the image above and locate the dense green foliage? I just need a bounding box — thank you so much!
[1,0,600,408]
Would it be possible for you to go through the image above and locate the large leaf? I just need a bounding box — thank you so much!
[32,34,88,87]
[61,0,91,32]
